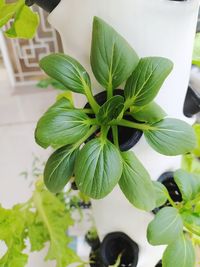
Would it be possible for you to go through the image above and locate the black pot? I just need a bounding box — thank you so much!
[25,0,60,13]
[100,232,139,267]
[153,172,182,214]
[85,89,143,152]
[155,260,162,267]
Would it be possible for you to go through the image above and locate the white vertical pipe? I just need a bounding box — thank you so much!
[48,1,200,266]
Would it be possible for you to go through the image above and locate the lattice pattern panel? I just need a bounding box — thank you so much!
[5,6,63,85]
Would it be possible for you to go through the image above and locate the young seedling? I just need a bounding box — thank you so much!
[35,16,196,212]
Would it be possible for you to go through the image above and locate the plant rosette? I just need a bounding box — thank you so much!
[35,17,196,213]
[148,169,200,267]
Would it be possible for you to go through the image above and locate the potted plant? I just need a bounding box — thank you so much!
[35,16,196,209]
[148,168,200,267]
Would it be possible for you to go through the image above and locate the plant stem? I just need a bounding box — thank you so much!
[101,126,110,141]
[184,222,200,237]
[77,108,94,114]
[73,125,99,149]
[84,85,100,114]
[110,119,152,131]
[112,126,119,149]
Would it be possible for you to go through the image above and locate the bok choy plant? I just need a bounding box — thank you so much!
[35,16,196,212]
[148,169,200,267]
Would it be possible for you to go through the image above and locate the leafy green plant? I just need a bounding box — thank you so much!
[0,0,39,38]
[35,16,196,212]
[0,178,89,267]
[148,169,200,267]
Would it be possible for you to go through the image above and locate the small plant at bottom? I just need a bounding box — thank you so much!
[148,169,200,267]
[0,178,87,267]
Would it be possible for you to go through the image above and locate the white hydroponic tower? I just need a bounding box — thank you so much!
[31,0,200,266]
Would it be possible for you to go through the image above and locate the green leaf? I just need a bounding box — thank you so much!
[153,181,168,207]
[0,206,28,267]
[147,207,183,245]
[182,153,200,175]
[40,54,91,94]
[44,146,78,193]
[119,151,156,211]
[144,118,196,156]
[130,101,167,123]
[124,57,173,107]
[192,33,200,67]
[91,17,139,94]
[0,3,18,28]
[33,185,81,267]
[192,124,200,157]
[97,95,124,124]
[162,235,195,267]
[75,138,123,199]
[5,5,39,39]
[174,169,200,202]
[181,212,200,231]
[35,98,91,148]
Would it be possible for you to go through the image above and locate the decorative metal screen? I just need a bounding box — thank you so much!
[3,6,63,86]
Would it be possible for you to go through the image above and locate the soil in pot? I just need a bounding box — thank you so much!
[84,89,143,152]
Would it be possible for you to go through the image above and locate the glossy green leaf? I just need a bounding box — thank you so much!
[162,235,195,267]
[119,151,156,211]
[35,98,91,148]
[44,146,78,193]
[174,169,200,202]
[144,118,196,156]
[182,153,200,175]
[130,101,167,123]
[40,54,91,94]
[5,5,39,39]
[91,17,139,94]
[124,57,173,107]
[153,181,168,207]
[97,95,124,124]
[75,138,123,199]
[147,207,183,245]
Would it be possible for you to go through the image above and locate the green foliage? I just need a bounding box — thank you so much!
[35,16,196,212]
[144,119,196,156]
[119,151,155,211]
[0,0,39,39]
[124,57,173,107]
[75,138,123,199]
[192,33,200,67]
[147,168,200,267]
[91,17,139,98]
[0,180,83,267]
[162,235,195,267]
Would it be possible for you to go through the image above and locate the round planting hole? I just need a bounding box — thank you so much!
[100,232,139,267]
[85,89,143,152]
[153,172,182,214]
